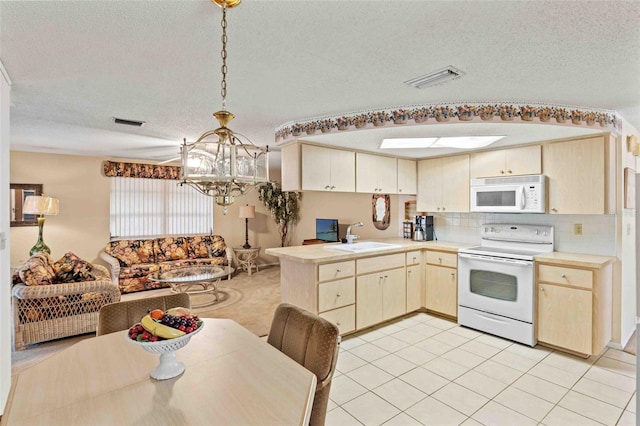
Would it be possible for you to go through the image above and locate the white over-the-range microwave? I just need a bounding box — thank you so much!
[470,174,546,213]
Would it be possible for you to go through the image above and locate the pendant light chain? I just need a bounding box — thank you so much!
[220,2,228,110]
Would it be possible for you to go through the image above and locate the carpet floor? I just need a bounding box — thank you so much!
[11,265,281,376]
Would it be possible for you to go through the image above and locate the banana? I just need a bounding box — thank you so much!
[166,307,191,317]
[141,314,185,339]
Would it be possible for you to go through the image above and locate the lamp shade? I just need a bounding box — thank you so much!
[239,205,255,219]
[22,196,59,215]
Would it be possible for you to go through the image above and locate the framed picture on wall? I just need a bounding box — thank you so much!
[624,167,635,209]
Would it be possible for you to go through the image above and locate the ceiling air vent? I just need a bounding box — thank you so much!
[404,66,464,89]
[113,117,145,127]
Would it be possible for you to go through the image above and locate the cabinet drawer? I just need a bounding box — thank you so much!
[406,251,422,266]
[357,253,405,274]
[318,278,355,312]
[538,264,593,289]
[426,251,457,268]
[318,261,355,282]
[320,305,355,334]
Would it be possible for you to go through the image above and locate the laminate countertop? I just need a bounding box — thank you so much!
[265,239,474,263]
[266,238,616,267]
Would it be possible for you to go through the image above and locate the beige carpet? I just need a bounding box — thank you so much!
[11,265,281,375]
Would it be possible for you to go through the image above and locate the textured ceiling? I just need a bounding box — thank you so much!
[2,0,639,161]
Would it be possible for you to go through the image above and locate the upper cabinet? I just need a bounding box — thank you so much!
[356,153,397,194]
[417,154,470,213]
[281,143,355,192]
[397,159,417,195]
[542,135,614,214]
[470,145,541,178]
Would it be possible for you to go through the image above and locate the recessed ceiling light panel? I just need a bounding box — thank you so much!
[404,66,464,89]
[381,136,504,150]
[380,138,438,149]
[432,136,505,148]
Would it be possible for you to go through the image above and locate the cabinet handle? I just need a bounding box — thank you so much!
[561,274,566,278]
[442,207,446,211]
[438,257,442,263]
[551,208,558,212]
[336,322,341,326]
[412,257,417,262]
[437,207,440,211]
[330,185,336,190]
[384,275,388,278]
[336,293,341,297]
[540,287,545,292]
[408,270,412,274]
[336,269,341,273]
[507,170,512,174]
[325,185,330,190]
[501,170,505,174]
[399,189,403,192]
[450,272,455,277]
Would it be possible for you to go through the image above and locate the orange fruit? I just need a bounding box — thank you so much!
[149,309,164,320]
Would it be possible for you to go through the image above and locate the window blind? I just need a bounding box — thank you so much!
[109,177,213,239]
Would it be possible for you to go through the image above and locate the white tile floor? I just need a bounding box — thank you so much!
[326,312,636,426]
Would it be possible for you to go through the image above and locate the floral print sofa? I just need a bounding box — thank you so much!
[100,235,233,294]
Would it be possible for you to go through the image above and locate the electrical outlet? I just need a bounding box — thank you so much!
[574,224,583,235]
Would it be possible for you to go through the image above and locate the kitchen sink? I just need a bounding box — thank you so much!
[325,242,402,253]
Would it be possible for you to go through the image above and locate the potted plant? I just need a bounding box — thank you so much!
[258,182,302,247]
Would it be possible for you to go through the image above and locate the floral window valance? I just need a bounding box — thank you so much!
[102,161,182,180]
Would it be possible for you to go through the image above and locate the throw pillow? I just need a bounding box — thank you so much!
[105,240,142,266]
[19,252,56,286]
[53,252,96,283]
[154,237,188,261]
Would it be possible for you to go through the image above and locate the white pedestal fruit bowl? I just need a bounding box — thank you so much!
[127,322,203,380]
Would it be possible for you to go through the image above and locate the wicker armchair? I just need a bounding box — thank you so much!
[12,264,121,350]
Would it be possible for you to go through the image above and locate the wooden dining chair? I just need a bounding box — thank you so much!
[96,293,191,336]
[267,303,341,426]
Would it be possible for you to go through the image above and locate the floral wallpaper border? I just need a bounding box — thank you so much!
[274,102,622,142]
[103,161,182,180]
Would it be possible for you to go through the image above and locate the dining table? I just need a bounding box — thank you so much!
[2,318,316,425]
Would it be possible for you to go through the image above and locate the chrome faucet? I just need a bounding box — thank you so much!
[346,222,364,244]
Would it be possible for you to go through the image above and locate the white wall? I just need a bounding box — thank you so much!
[0,60,12,415]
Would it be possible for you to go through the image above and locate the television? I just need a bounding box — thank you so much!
[316,218,339,242]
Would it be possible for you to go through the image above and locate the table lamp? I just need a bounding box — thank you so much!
[22,195,59,256]
[239,205,255,249]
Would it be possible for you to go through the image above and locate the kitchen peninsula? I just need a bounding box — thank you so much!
[266,239,472,335]
[266,239,615,357]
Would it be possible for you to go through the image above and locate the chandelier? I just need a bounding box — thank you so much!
[180,0,269,213]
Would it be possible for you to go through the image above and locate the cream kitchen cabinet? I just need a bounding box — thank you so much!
[536,257,613,356]
[281,143,355,192]
[406,250,422,313]
[356,253,406,329]
[470,145,541,178]
[356,153,397,194]
[397,158,417,195]
[424,250,458,318]
[542,135,615,214]
[356,267,406,329]
[417,154,469,213]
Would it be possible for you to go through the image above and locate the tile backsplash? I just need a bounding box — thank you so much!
[431,213,616,256]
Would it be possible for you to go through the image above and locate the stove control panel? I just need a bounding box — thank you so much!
[480,223,554,246]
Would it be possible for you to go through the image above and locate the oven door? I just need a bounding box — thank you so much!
[470,184,525,213]
[457,253,534,322]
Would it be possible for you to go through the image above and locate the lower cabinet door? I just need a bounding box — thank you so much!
[382,268,406,321]
[406,265,422,312]
[425,265,457,318]
[537,283,592,354]
[356,273,383,329]
[320,305,356,334]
